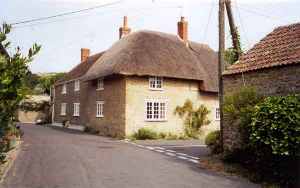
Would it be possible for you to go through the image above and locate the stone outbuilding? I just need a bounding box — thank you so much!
[222,22,300,151]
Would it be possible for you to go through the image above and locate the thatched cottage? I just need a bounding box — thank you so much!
[52,16,220,137]
[222,22,300,151]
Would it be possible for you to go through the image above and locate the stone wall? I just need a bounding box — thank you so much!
[53,76,126,137]
[222,64,300,151]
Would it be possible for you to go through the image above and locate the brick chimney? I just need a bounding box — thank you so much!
[81,48,90,62]
[119,16,131,39]
[177,16,188,45]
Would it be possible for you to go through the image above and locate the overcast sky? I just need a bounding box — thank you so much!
[1,0,299,73]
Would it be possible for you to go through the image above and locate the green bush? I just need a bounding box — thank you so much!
[132,128,158,140]
[165,133,178,140]
[250,95,300,156]
[205,130,222,154]
[248,95,300,186]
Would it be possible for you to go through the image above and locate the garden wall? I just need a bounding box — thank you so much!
[222,64,300,151]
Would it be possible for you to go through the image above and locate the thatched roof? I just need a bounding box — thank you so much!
[84,30,218,92]
[224,22,300,75]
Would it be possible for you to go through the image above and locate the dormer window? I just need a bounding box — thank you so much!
[149,76,163,90]
[62,83,67,94]
[74,80,80,91]
[97,78,104,90]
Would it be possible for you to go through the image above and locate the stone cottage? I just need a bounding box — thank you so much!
[52,16,220,137]
[222,22,300,150]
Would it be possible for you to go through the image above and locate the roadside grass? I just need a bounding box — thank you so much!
[127,128,198,141]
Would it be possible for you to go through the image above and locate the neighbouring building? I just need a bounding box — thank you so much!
[222,22,300,151]
[52,16,220,137]
[18,95,51,124]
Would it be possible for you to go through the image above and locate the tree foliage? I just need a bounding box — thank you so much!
[37,73,65,95]
[0,23,40,154]
[174,99,211,138]
[224,28,243,65]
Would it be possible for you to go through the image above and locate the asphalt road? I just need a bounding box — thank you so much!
[1,124,259,188]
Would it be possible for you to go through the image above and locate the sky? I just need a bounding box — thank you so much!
[0,0,299,73]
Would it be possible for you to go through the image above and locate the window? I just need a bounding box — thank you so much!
[97,78,104,90]
[74,80,80,91]
[62,83,67,94]
[215,108,220,120]
[96,101,104,117]
[60,103,67,116]
[73,103,80,116]
[145,100,167,121]
[149,77,163,90]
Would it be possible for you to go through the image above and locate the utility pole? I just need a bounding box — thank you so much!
[225,0,241,58]
[218,0,225,152]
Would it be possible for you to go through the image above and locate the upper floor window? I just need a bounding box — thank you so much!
[61,103,67,116]
[96,101,104,118]
[97,78,104,90]
[62,83,67,94]
[149,77,163,90]
[73,103,80,117]
[215,108,220,121]
[145,99,167,121]
[74,80,80,91]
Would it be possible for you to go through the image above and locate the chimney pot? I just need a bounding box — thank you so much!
[119,16,131,39]
[177,16,188,45]
[81,48,90,62]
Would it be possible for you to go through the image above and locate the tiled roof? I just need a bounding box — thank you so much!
[223,22,300,75]
[56,52,104,84]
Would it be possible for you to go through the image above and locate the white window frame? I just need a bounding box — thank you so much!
[215,107,220,121]
[73,103,80,117]
[96,78,104,91]
[149,76,163,90]
[62,83,67,94]
[145,99,167,122]
[60,103,67,116]
[96,101,104,118]
[74,80,80,91]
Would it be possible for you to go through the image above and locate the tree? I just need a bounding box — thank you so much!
[38,73,65,95]
[0,23,40,160]
[174,99,211,138]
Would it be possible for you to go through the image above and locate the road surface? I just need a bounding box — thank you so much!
[1,124,258,188]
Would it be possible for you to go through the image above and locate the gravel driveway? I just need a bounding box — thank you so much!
[0,124,259,188]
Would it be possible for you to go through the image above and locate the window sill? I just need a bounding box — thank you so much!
[96,88,104,91]
[60,114,66,116]
[149,88,163,91]
[145,119,167,122]
[215,119,220,121]
[96,116,104,118]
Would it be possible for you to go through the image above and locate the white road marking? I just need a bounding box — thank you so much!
[165,149,176,153]
[187,159,200,164]
[188,156,200,160]
[165,152,176,157]
[164,145,206,148]
[146,146,155,150]
[177,156,188,160]
[154,147,165,150]
[177,153,188,156]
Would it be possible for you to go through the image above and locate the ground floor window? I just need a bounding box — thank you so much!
[145,99,167,121]
[96,101,104,117]
[73,103,80,116]
[61,103,66,116]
